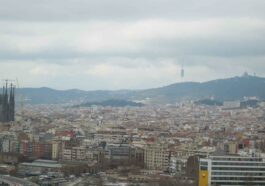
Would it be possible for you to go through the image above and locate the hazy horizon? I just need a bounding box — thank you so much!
[3,73,261,91]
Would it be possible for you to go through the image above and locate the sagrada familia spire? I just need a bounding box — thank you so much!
[0,82,15,123]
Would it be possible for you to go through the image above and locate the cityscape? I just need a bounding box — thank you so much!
[0,75,265,186]
[1,0,265,186]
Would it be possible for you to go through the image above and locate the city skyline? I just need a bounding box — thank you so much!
[1,1,265,185]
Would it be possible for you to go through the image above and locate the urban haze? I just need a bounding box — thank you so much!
[0,1,265,186]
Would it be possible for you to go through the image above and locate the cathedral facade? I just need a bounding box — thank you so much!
[0,84,15,123]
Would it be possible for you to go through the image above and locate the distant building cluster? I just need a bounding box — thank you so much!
[0,98,265,185]
[0,83,15,123]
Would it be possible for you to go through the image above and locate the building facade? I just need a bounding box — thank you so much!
[198,156,265,186]
[144,143,170,171]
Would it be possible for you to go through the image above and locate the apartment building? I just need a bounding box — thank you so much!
[144,143,170,171]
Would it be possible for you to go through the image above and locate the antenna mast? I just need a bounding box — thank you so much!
[181,64,184,82]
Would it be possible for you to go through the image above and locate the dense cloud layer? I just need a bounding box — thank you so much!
[1,0,265,21]
[0,0,264,90]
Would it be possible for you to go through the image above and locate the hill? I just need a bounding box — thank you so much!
[136,75,265,103]
[7,75,265,105]
[74,99,144,107]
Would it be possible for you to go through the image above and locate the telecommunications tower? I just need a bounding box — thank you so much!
[181,64,184,82]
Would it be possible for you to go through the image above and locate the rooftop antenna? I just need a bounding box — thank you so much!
[181,64,184,82]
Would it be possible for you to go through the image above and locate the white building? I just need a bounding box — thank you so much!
[199,156,265,186]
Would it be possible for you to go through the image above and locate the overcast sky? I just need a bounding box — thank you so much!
[0,0,265,90]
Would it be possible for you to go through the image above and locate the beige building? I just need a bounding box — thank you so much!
[62,147,86,161]
[62,149,72,160]
[224,142,238,155]
[144,143,170,171]
[72,147,86,161]
[52,142,59,160]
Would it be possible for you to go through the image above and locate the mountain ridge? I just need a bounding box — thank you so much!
[7,75,265,104]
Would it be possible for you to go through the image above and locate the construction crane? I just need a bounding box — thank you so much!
[16,78,25,119]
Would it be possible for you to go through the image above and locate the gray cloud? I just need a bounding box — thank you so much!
[0,0,265,89]
[0,0,265,21]
[1,18,264,60]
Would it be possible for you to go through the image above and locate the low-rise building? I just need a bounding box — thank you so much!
[17,159,62,176]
